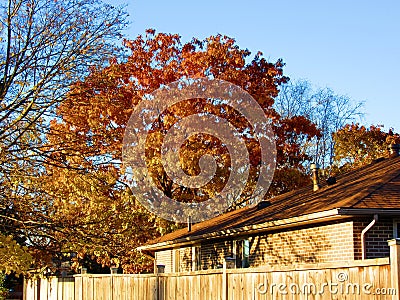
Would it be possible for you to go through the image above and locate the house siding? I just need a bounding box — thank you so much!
[155,249,173,273]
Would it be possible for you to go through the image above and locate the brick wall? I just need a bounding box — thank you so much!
[179,247,193,272]
[199,240,232,270]
[175,221,357,272]
[249,221,355,267]
[157,217,398,273]
[353,217,393,259]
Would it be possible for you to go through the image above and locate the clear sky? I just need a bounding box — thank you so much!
[110,0,400,131]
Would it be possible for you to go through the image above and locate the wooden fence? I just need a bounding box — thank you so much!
[24,239,400,299]
[24,276,75,300]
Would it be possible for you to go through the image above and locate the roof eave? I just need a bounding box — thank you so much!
[338,208,400,215]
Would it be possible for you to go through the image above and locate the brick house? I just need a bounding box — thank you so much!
[138,155,400,273]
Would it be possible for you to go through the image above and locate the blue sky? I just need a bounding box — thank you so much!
[110,0,400,131]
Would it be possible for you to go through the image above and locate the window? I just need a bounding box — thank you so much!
[243,239,250,268]
[233,239,250,268]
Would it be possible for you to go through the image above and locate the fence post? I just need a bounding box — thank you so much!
[155,265,165,300]
[222,260,227,300]
[388,238,400,297]
[37,278,40,300]
[110,268,118,300]
[155,265,158,300]
[223,257,235,300]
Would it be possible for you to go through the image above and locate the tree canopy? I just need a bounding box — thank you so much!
[333,123,400,170]
[23,30,320,272]
[274,79,363,170]
[0,0,128,274]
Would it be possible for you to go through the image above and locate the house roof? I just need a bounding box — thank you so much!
[138,156,400,252]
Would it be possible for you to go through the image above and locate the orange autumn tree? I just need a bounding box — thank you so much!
[333,123,400,170]
[39,30,319,272]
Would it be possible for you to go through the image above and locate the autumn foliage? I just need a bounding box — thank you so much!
[0,0,128,275]
[333,123,400,170]
[11,30,322,273]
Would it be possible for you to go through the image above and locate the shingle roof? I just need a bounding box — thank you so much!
[142,156,400,248]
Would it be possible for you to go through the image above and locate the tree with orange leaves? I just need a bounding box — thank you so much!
[13,30,320,273]
[333,123,400,170]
